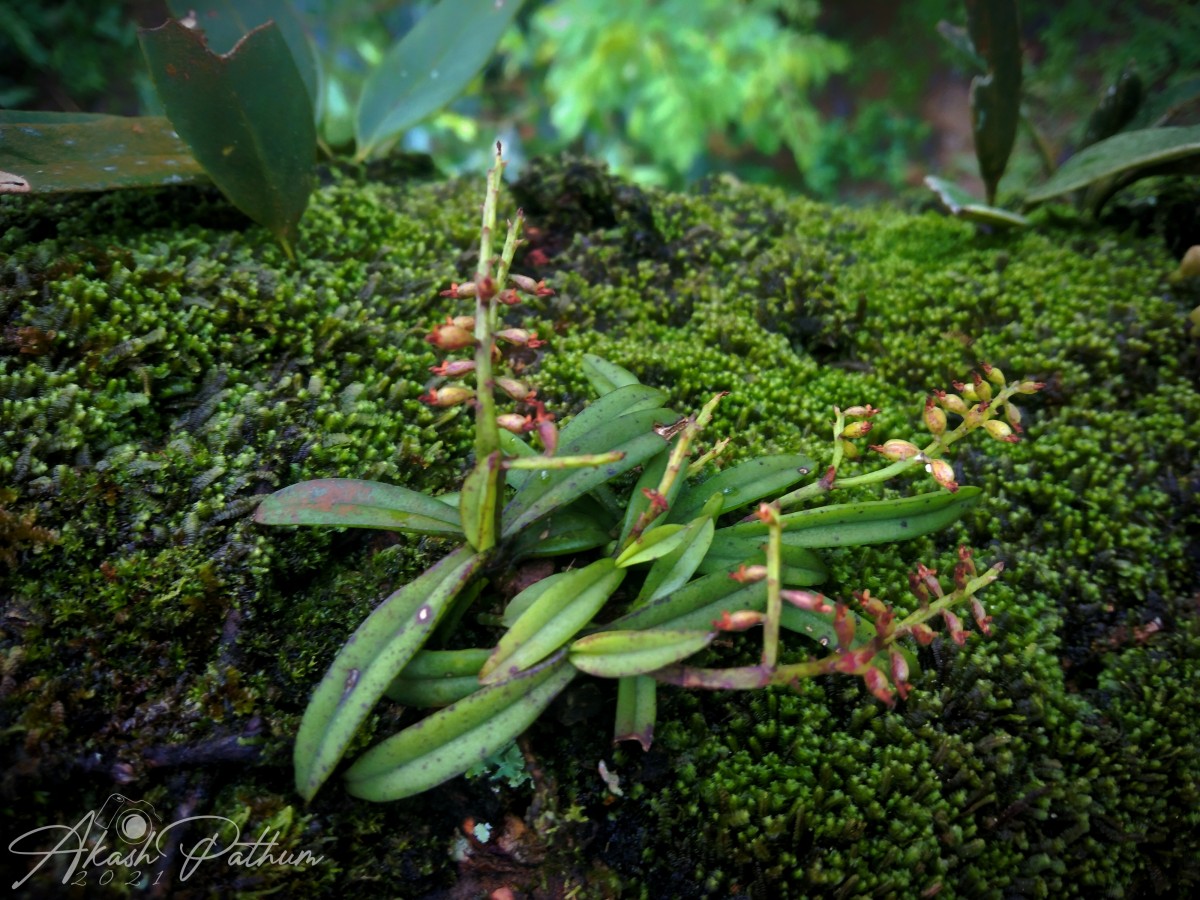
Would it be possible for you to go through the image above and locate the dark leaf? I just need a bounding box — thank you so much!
[139,18,316,254]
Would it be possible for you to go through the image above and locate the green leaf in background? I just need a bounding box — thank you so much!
[139,18,316,255]
[0,112,206,193]
[165,0,321,121]
[355,0,526,160]
[1024,125,1200,205]
[966,0,1022,204]
[1079,62,1143,151]
[925,175,1030,228]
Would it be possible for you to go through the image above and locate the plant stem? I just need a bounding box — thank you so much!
[472,144,505,464]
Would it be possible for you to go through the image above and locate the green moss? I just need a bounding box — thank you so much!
[2,155,1197,896]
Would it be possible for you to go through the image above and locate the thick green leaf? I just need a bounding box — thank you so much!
[254,477,462,535]
[1024,125,1200,204]
[0,112,205,193]
[140,18,316,253]
[714,487,983,549]
[614,675,656,750]
[508,503,615,559]
[165,0,320,119]
[966,0,1022,203]
[345,654,574,801]
[670,453,817,523]
[384,648,490,707]
[501,569,571,627]
[582,353,642,396]
[609,572,767,633]
[556,383,670,450]
[293,545,483,801]
[633,498,722,606]
[925,175,1031,228]
[615,523,687,568]
[481,558,625,684]
[569,629,715,679]
[355,0,526,158]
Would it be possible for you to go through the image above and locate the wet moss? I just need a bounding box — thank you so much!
[2,154,1197,896]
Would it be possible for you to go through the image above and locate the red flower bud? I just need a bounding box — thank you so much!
[840,420,873,439]
[909,622,937,645]
[970,598,993,635]
[509,273,555,297]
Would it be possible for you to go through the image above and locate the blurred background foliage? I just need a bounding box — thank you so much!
[1,0,1198,201]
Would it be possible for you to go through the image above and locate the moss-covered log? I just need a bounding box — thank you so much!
[1,158,1196,897]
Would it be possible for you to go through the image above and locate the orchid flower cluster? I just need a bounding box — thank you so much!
[256,143,1038,804]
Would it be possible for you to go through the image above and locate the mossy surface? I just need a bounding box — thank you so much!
[2,157,1197,897]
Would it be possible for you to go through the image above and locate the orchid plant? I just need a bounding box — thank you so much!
[255,143,1041,803]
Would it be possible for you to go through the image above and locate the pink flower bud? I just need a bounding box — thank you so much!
[713,610,765,632]
[889,649,911,699]
[755,502,782,526]
[421,386,475,407]
[983,419,1018,443]
[497,288,522,306]
[495,328,547,348]
[496,377,532,401]
[429,359,476,377]
[509,274,555,296]
[924,397,947,436]
[942,609,969,645]
[782,589,833,613]
[834,603,856,651]
[862,667,895,706]
[840,420,873,439]
[426,321,475,351]
[1004,402,1023,431]
[855,589,888,618]
[916,563,944,599]
[908,570,930,605]
[842,405,879,418]
[870,439,923,461]
[497,413,533,434]
[452,316,476,330]
[970,598,993,635]
[730,564,768,583]
[909,622,937,645]
[926,458,959,492]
